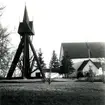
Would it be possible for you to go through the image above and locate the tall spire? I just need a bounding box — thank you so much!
[23,5,29,24]
[18,5,35,35]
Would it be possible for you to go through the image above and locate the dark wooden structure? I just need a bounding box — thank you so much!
[7,6,45,79]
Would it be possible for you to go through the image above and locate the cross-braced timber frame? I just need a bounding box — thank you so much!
[7,6,45,79]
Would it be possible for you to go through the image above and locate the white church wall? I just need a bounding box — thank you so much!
[45,72,62,78]
[59,46,64,62]
[31,70,40,77]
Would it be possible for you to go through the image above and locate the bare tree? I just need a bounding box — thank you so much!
[0,24,13,77]
[0,6,13,77]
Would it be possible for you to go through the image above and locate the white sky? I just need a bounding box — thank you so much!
[0,0,105,66]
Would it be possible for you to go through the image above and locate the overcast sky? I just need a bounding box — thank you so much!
[0,0,105,66]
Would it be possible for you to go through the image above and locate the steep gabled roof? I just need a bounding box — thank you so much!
[78,60,89,71]
[61,42,105,59]
[77,59,101,71]
[93,62,101,69]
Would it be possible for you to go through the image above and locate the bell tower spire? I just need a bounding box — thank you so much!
[23,5,29,24]
[7,5,45,80]
[18,5,34,35]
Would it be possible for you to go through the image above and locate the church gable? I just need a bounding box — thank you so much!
[77,59,102,75]
[82,60,98,76]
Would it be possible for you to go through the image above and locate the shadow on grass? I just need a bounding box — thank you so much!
[75,78,103,82]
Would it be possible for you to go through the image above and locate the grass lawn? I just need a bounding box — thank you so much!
[0,79,105,105]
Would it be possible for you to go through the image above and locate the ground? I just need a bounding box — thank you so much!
[0,79,105,105]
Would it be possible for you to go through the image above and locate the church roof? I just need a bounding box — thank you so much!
[61,42,105,59]
[78,60,89,71]
[78,59,101,71]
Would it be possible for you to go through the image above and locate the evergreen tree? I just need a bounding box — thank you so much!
[38,48,46,69]
[60,52,74,77]
[49,50,59,69]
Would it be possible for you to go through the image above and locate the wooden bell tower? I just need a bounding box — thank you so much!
[7,6,45,79]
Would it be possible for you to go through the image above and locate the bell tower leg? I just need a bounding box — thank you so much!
[7,37,24,78]
[28,37,45,79]
[23,35,30,79]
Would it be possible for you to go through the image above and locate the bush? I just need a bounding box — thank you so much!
[77,72,84,79]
